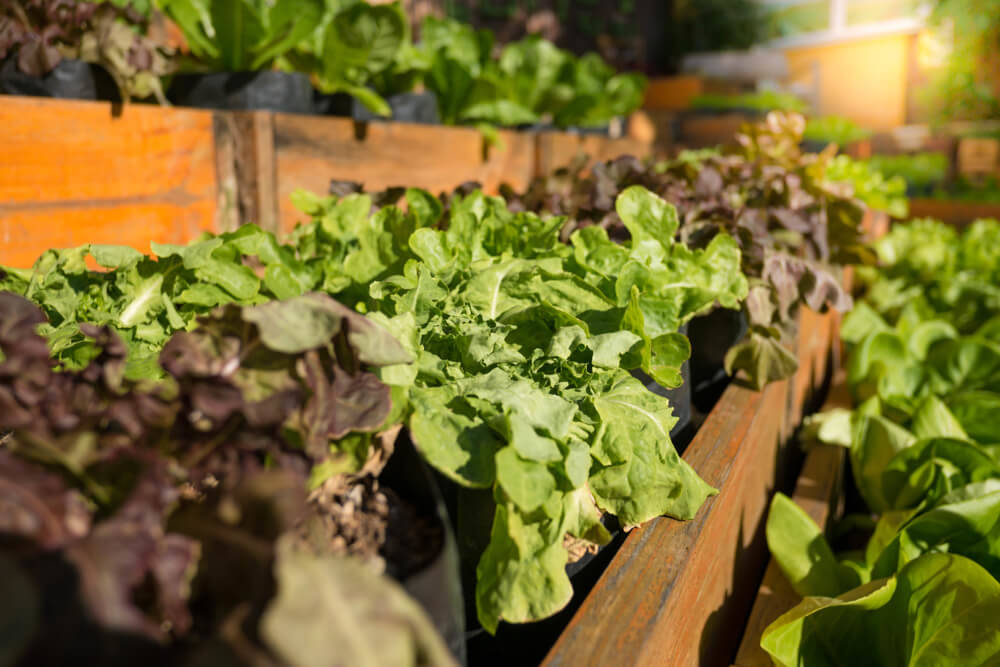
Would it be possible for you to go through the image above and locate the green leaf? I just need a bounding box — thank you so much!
[724,330,799,390]
[589,372,716,525]
[261,542,457,667]
[495,446,556,513]
[850,415,917,513]
[90,244,143,268]
[761,553,1000,667]
[474,502,573,634]
[766,493,860,597]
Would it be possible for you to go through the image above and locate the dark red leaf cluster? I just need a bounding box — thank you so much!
[0,291,406,661]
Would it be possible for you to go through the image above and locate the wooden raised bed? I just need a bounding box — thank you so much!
[0,95,653,267]
[543,305,840,667]
[2,92,849,665]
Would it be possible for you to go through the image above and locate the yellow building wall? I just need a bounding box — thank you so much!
[783,34,911,130]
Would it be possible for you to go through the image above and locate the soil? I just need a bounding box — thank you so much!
[303,472,444,581]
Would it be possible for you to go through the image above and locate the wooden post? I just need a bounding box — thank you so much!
[212,110,279,234]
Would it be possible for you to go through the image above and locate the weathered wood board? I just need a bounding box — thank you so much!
[0,96,219,268]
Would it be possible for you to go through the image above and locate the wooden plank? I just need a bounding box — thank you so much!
[544,377,794,667]
[272,116,536,234]
[908,199,1000,227]
[0,96,219,268]
[732,375,850,667]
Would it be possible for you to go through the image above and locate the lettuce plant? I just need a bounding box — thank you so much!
[293,186,744,631]
[283,0,409,115]
[159,0,325,71]
[501,112,866,389]
[824,154,908,219]
[761,218,1000,665]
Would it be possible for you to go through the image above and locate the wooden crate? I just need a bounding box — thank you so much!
[643,76,705,111]
[543,308,838,667]
[0,96,222,268]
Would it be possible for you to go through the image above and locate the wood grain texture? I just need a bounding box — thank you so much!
[544,378,795,667]
[0,96,219,268]
[212,111,279,233]
[732,374,851,667]
[273,115,536,234]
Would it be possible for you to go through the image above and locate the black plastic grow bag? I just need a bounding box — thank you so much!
[688,307,748,413]
[0,58,119,101]
[316,90,441,124]
[168,71,314,113]
[381,432,467,666]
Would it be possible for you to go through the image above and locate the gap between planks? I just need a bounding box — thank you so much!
[731,370,851,667]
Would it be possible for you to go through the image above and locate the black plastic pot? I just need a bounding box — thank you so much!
[688,307,748,413]
[381,433,467,666]
[0,58,119,101]
[354,91,441,125]
[315,90,441,124]
[517,115,627,138]
[167,71,314,113]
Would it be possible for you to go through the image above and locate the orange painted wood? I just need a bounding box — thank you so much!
[907,199,1000,227]
[733,375,850,667]
[643,76,705,111]
[0,96,219,268]
[273,115,536,234]
[544,376,798,667]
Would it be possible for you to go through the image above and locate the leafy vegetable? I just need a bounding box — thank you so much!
[689,90,808,114]
[802,115,872,147]
[292,185,737,631]
[824,154,909,219]
[762,553,1000,667]
[0,224,318,379]
[501,112,865,388]
[284,0,408,115]
[763,216,1000,663]
[160,0,325,71]
[867,152,949,193]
